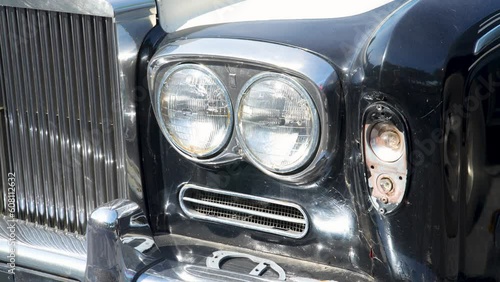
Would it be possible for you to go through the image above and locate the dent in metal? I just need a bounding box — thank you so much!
[363,103,408,214]
[148,38,339,184]
[85,199,162,282]
[0,0,156,18]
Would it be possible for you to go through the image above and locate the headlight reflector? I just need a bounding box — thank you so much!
[237,73,320,173]
[369,122,404,162]
[157,64,232,158]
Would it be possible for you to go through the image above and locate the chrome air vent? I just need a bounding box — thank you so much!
[179,185,308,238]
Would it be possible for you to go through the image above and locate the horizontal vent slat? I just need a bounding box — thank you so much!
[182,196,307,225]
[180,185,308,239]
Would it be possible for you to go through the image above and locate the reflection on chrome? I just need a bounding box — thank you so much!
[85,199,162,282]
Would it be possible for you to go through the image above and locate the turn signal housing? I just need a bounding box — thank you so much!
[363,103,409,214]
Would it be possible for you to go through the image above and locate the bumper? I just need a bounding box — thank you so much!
[0,200,373,282]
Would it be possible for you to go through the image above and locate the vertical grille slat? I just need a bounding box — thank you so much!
[23,8,40,223]
[10,7,33,221]
[0,7,12,215]
[0,6,127,233]
[52,12,77,232]
[100,19,121,200]
[38,10,58,227]
[83,16,105,208]
[70,14,93,233]
[61,12,85,233]
[92,18,107,206]
[107,19,126,200]
[30,9,53,226]
[43,11,65,229]
[0,33,9,215]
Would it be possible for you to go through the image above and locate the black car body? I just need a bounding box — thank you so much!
[0,0,499,281]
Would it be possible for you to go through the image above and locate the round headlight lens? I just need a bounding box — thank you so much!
[157,64,232,158]
[237,73,320,173]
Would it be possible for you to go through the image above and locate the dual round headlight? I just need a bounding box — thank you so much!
[156,64,320,174]
[158,64,233,157]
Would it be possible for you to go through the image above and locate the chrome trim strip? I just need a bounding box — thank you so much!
[469,42,500,71]
[480,11,500,28]
[149,38,338,183]
[113,1,156,213]
[479,15,500,34]
[179,184,309,239]
[182,197,307,225]
[0,0,156,18]
[1,265,79,281]
[149,38,335,93]
[475,24,500,55]
[0,216,87,280]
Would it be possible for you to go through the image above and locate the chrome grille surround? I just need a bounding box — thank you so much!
[0,0,155,279]
[0,6,124,234]
[0,0,155,234]
[179,184,309,239]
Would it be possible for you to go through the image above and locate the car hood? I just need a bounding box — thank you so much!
[158,0,395,32]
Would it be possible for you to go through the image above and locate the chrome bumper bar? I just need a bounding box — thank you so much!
[0,200,374,281]
[0,216,87,279]
[0,199,161,281]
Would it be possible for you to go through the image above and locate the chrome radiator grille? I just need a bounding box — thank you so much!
[0,6,127,234]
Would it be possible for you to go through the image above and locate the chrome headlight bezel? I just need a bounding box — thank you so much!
[148,38,340,183]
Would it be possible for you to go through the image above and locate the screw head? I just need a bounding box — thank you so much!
[379,177,394,194]
[381,197,389,204]
[379,208,386,214]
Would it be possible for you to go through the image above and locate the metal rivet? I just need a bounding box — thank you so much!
[382,197,389,204]
[379,208,386,214]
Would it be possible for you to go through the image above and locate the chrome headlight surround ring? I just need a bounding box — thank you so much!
[154,63,234,159]
[235,72,321,174]
[148,38,340,184]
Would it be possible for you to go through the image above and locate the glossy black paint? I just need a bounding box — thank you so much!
[138,0,500,280]
[136,24,167,233]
